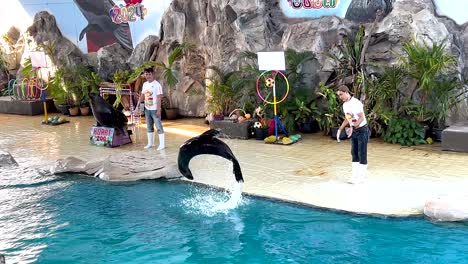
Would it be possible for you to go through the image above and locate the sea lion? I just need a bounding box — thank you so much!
[178,129,244,183]
[89,93,128,131]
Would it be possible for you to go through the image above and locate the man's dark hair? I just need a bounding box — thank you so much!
[337,85,353,95]
[144,67,154,74]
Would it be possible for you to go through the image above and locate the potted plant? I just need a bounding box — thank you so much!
[364,66,405,137]
[292,98,320,133]
[316,83,345,139]
[254,118,269,140]
[68,103,80,116]
[206,66,241,118]
[426,77,460,141]
[79,70,101,116]
[111,69,131,109]
[49,68,73,115]
[399,37,457,141]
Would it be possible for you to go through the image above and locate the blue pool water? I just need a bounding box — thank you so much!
[1,170,468,264]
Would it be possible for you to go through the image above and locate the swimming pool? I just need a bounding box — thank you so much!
[1,168,468,263]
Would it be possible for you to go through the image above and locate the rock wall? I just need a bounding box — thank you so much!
[9,0,468,119]
[26,11,85,68]
[158,0,468,119]
[17,11,131,82]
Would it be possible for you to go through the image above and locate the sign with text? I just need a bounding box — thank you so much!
[90,127,114,147]
[257,52,286,71]
[110,3,147,24]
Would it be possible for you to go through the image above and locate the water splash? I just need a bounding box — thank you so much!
[182,182,245,217]
[213,181,244,211]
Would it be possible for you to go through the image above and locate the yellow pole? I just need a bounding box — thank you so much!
[43,101,48,124]
[273,77,278,142]
[39,68,48,124]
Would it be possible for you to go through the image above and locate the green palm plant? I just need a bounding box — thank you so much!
[235,51,259,90]
[399,36,458,129]
[399,36,456,100]
[426,77,461,128]
[77,66,101,106]
[206,66,241,116]
[20,57,35,79]
[366,66,405,113]
[364,67,405,136]
[155,42,193,108]
[284,48,315,93]
[231,51,262,113]
[127,61,158,83]
[327,25,365,96]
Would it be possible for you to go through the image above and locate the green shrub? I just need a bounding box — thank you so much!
[383,118,426,146]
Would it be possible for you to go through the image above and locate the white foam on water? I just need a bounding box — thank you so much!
[182,182,245,217]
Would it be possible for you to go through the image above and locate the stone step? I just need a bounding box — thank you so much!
[0,96,56,115]
[441,122,468,152]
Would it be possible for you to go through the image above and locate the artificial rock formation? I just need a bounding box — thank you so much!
[96,43,131,81]
[345,0,393,23]
[0,150,180,181]
[51,151,182,181]
[0,150,18,167]
[156,0,468,119]
[16,11,131,82]
[10,0,468,118]
[127,35,160,69]
[26,11,85,70]
[425,195,468,222]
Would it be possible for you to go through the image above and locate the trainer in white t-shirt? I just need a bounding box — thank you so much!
[343,97,367,128]
[141,80,163,111]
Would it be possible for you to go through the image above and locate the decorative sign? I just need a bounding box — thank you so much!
[110,2,147,24]
[90,127,114,147]
[287,0,339,9]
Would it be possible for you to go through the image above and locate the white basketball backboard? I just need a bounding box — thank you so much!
[257,51,286,71]
[30,51,48,68]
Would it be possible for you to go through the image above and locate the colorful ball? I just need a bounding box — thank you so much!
[265,78,275,87]
[253,121,262,128]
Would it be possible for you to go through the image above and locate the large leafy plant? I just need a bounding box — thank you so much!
[399,37,458,128]
[426,77,460,128]
[112,69,130,108]
[400,37,456,99]
[383,118,426,146]
[365,66,405,135]
[206,66,241,116]
[316,83,343,134]
[327,25,365,96]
